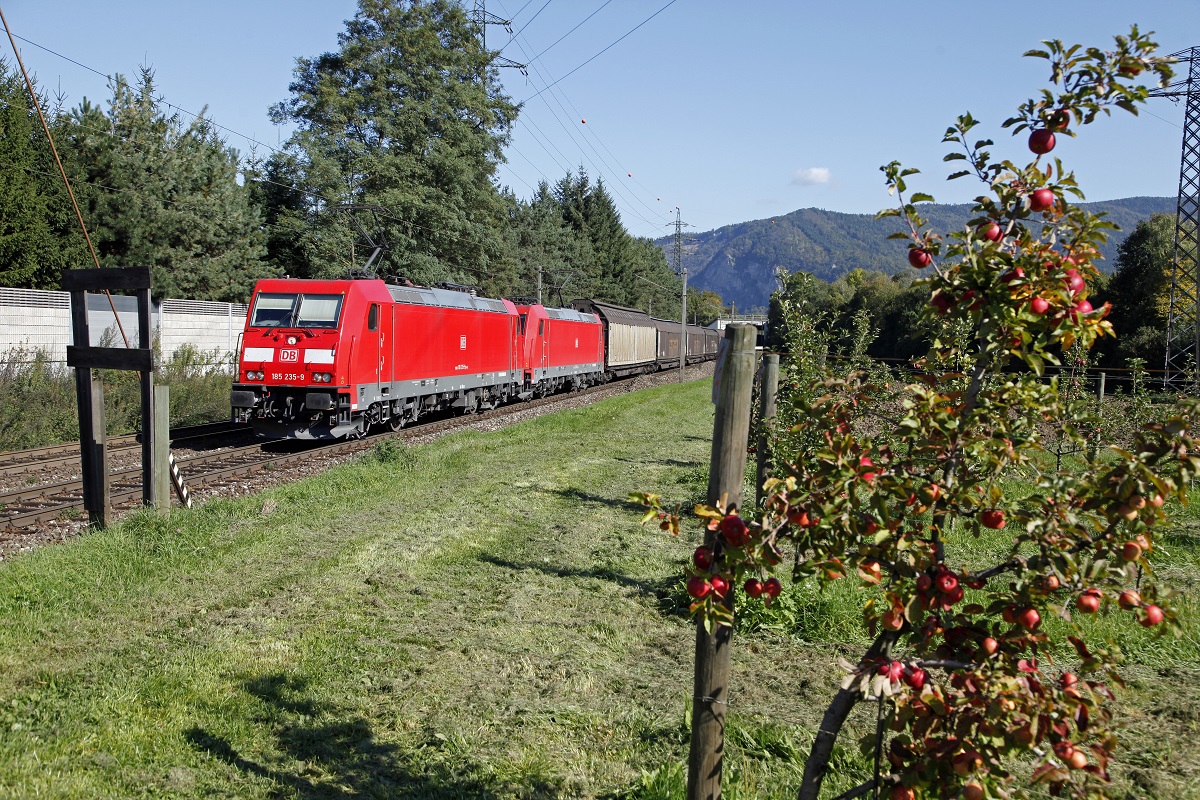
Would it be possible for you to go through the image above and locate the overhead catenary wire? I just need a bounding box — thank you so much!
[520,0,679,103]
[497,0,554,55]
[0,5,135,352]
[497,23,672,233]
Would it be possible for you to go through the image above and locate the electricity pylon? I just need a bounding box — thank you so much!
[1154,47,1200,382]
[471,1,526,73]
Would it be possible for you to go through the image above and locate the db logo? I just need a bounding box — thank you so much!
[280,349,299,362]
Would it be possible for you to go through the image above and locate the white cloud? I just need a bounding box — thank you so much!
[791,167,831,187]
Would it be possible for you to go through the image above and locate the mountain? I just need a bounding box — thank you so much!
[659,197,1176,311]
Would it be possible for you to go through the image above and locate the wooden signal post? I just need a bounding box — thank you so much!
[64,267,156,527]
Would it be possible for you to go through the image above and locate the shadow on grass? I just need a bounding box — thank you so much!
[614,456,702,468]
[186,672,498,799]
[477,554,689,619]
[550,486,647,511]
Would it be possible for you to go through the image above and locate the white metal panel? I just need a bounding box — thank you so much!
[607,323,656,367]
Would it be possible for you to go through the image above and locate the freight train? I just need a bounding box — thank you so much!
[229,277,718,440]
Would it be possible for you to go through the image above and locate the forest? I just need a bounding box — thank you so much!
[0,0,722,325]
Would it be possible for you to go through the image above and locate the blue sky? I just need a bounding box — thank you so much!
[3,0,1197,240]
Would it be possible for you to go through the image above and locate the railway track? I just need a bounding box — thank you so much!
[0,372,690,533]
[0,421,250,478]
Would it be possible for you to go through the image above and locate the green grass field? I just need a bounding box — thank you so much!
[0,378,1197,799]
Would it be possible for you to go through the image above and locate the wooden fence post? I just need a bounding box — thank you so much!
[688,323,757,800]
[755,353,780,510]
[1098,372,1106,404]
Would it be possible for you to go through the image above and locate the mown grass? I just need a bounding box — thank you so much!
[1,378,1197,799]
[0,379,877,799]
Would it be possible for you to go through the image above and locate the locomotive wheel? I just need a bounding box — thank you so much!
[388,415,404,431]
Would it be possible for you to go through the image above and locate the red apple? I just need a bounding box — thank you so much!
[1001,266,1026,284]
[719,514,750,547]
[1068,749,1088,770]
[908,248,932,269]
[1118,590,1141,610]
[1029,188,1056,212]
[1029,297,1050,315]
[1128,495,1147,510]
[963,290,983,311]
[686,576,711,599]
[1065,271,1087,296]
[1042,574,1061,592]
[979,221,1003,242]
[710,574,730,597]
[1151,493,1165,508]
[1061,671,1078,687]
[889,787,915,800]
[1076,592,1100,614]
[1121,541,1143,562]
[763,577,782,598]
[743,578,764,598]
[1048,108,1072,131]
[1141,604,1164,626]
[1017,607,1041,631]
[693,546,714,571]
[1071,299,1094,320]
[916,574,933,594]
[936,572,959,594]
[787,509,811,528]
[931,292,954,315]
[981,637,999,656]
[905,666,927,690]
[1029,129,1056,155]
[980,509,1006,529]
[962,781,985,800]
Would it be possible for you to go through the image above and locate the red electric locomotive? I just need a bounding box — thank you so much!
[516,303,605,394]
[231,277,606,439]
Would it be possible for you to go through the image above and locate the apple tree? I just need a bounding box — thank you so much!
[640,28,1191,800]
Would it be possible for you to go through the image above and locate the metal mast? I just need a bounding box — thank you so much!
[671,209,691,380]
[471,1,526,72]
[1156,47,1200,380]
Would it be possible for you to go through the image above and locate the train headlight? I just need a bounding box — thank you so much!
[287,336,299,345]
[314,372,332,383]
[246,370,265,381]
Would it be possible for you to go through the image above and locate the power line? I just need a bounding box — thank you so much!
[0,24,286,158]
[494,8,672,232]
[498,0,554,55]
[528,0,615,64]
[521,0,679,102]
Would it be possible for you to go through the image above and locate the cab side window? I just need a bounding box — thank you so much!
[368,303,379,331]
[538,320,545,336]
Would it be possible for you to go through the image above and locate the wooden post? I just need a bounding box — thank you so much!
[1098,372,1106,404]
[688,323,756,800]
[76,372,110,528]
[152,385,171,510]
[755,353,780,510]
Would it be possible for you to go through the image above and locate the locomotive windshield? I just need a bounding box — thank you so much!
[250,293,343,329]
